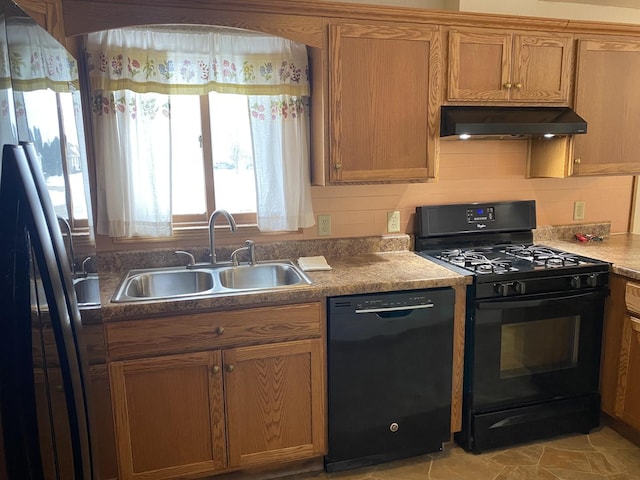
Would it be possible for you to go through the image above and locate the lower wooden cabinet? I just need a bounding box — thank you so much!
[110,351,226,480]
[106,302,325,480]
[615,283,640,431]
[602,275,640,436]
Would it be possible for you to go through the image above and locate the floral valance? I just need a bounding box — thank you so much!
[5,16,79,93]
[85,26,310,97]
[0,16,10,89]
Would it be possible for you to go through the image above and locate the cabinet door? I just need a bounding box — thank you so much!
[329,23,440,183]
[510,33,572,103]
[109,352,226,480]
[448,29,511,101]
[224,339,325,468]
[573,39,640,176]
[616,315,640,431]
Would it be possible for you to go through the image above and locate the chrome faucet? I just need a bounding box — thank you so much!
[57,216,76,276]
[208,209,237,265]
[231,240,256,266]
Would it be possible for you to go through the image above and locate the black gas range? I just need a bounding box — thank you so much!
[415,200,609,298]
[415,200,610,453]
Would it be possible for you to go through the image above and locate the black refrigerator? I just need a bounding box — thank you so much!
[0,144,93,479]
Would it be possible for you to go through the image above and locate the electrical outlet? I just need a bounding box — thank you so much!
[387,210,401,233]
[574,201,585,221]
[318,214,331,236]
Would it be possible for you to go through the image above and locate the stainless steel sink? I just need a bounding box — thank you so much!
[111,261,312,303]
[73,275,101,307]
[217,262,309,290]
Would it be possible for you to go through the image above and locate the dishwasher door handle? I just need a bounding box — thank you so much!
[355,303,434,314]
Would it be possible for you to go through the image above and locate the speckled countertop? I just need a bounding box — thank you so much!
[540,233,640,280]
[99,250,472,322]
[94,228,640,322]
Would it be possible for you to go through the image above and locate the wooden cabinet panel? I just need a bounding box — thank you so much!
[89,365,118,480]
[617,315,640,431]
[448,29,572,104]
[224,339,325,468]
[105,302,321,361]
[572,39,640,176]
[448,30,511,101]
[110,352,226,480]
[511,34,572,103]
[329,22,441,183]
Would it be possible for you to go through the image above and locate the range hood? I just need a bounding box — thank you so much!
[440,106,587,138]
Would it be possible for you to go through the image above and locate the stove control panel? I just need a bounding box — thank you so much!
[466,206,495,223]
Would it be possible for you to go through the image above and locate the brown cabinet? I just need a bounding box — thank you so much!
[571,39,640,176]
[615,282,640,431]
[328,22,441,183]
[106,303,325,480]
[447,29,572,104]
[601,275,640,437]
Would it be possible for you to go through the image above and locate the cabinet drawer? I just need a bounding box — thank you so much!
[105,302,322,361]
[625,282,640,315]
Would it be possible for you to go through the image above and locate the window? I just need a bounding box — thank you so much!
[86,26,315,239]
[169,92,256,225]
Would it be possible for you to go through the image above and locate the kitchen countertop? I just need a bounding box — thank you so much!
[540,233,640,280]
[99,250,472,322]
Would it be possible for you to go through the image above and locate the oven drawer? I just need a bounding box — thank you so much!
[625,282,640,315]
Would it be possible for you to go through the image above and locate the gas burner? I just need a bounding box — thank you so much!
[502,245,582,268]
[437,250,517,274]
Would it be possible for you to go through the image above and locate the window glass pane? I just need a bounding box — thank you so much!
[20,89,68,219]
[209,92,256,214]
[170,95,206,216]
[59,92,88,221]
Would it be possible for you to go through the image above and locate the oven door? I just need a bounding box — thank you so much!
[472,289,607,412]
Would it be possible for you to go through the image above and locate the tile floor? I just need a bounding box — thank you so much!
[291,427,640,480]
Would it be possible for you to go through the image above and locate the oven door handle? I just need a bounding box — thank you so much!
[477,289,608,310]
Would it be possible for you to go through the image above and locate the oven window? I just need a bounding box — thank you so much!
[500,316,580,379]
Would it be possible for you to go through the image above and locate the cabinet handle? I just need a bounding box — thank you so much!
[574,158,581,164]
[56,384,63,392]
[215,326,225,335]
[225,364,235,373]
[212,365,220,374]
[334,163,342,170]
[503,82,512,89]
[514,82,523,89]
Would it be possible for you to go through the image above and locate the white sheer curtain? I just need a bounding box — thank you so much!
[93,91,172,237]
[86,26,314,238]
[250,95,314,231]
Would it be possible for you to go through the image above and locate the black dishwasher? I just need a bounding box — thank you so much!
[325,288,455,472]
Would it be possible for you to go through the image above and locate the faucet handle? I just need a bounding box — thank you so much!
[245,240,256,265]
[175,250,196,267]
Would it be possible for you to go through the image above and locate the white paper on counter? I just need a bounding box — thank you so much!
[297,255,332,271]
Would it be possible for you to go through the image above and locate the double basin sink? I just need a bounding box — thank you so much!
[111,260,313,303]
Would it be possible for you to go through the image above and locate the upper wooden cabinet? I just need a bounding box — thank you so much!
[571,38,640,176]
[447,29,573,104]
[328,22,441,183]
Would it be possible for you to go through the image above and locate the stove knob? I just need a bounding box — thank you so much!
[514,281,527,294]
[586,273,599,288]
[495,283,511,297]
[570,275,582,289]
